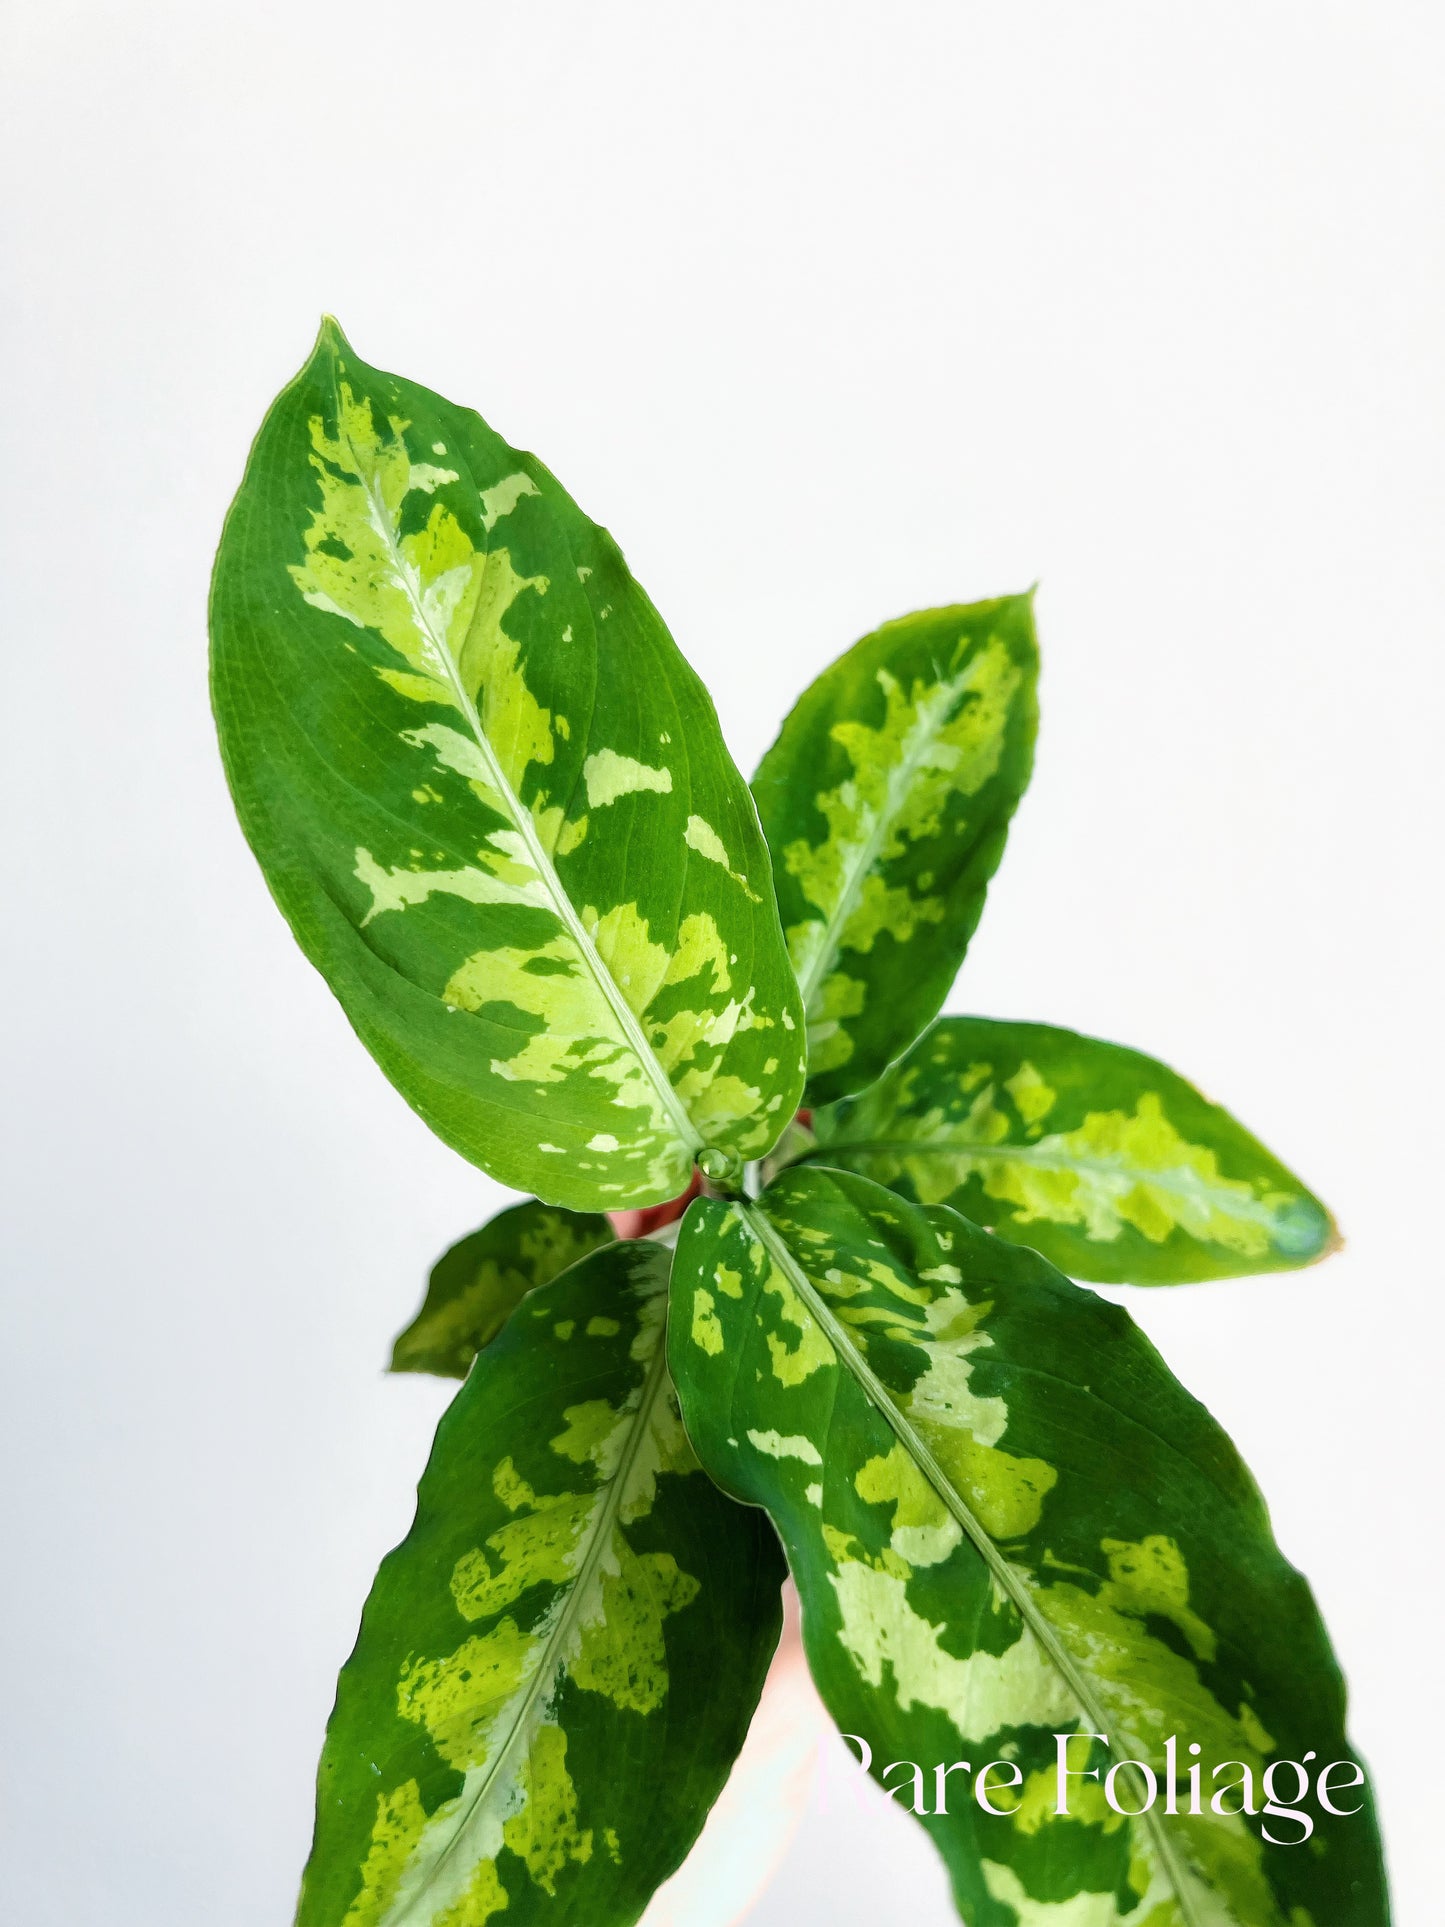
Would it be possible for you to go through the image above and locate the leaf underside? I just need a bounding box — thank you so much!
[669,1168,1388,1927]
[302,1240,786,1927]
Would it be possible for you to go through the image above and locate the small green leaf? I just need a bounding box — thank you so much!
[390,1199,614,1378]
[670,1167,1387,1926]
[752,598,1038,1105]
[811,1015,1337,1283]
[301,1240,785,1927]
[211,322,804,1210]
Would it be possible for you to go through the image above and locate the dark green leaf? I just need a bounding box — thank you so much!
[211,322,804,1210]
[669,1167,1387,1926]
[300,1240,785,1927]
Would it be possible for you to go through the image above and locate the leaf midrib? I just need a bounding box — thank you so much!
[349,414,702,1163]
[739,1198,1208,1927]
[804,1138,1286,1232]
[392,1310,672,1923]
[794,670,971,1013]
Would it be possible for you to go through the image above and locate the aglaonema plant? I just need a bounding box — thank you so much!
[210,321,1390,1927]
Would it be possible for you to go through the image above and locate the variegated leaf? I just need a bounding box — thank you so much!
[752,599,1038,1105]
[390,1199,614,1379]
[211,323,804,1210]
[669,1168,1388,1926]
[810,1016,1336,1283]
[300,1240,785,1927]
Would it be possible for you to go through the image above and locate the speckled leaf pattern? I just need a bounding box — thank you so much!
[301,1240,786,1927]
[391,1200,614,1379]
[752,599,1038,1106]
[669,1168,1387,1926]
[809,1017,1336,1284]
[211,324,804,1210]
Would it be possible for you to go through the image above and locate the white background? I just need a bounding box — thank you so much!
[3,4,1441,1922]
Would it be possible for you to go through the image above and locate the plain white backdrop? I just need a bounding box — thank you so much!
[3,3,1441,1921]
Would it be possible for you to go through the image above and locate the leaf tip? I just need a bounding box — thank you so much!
[312,312,354,362]
[1274,1193,1341,1267]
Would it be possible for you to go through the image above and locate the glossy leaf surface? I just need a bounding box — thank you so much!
[212,323,804,1209]
[301,1240,785,1927]
[752,599,1037,1105]
[391,1200,614,1379]
[811,1016,1336,1283]
[670,1168,1387,1926]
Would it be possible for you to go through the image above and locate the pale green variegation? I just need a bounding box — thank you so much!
[302,1240,785,1927]
[752,599,1038,1105]
[391,1199,614,1379]
[211,323,804,1211]
[809,1016,1336,1284]
[669,1168,1387,1926]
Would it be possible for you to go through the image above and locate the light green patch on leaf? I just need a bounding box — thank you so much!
[339,1783,429,1927]
[449,1494,595,1620]
[1003,1099,1287,1253]
[830,1555,1078,1736]
[855,1443,962,1567]
[431,1856,509,1927]
[690,1287,724,1355]
[714,1262,743,1299]
[912,1403,1058,1543]
[500,1723,593,1895]
[844,1275,1059,1540]
[762,1259,836,1386]
[683,814,763,900]
[397,1613,537,1771]
[1005,1060,1057,1130]
[1099,1536,1216,1664]
[805,970,868,1077]
[747,1428,824,1466]
[582,748,674,808]
[493,1457,538,1513]
[753,599,1038,1103]
[550,1399,626,1474]
[812,1016,1337,1285]
[571,1549,702,1713]
[1013,1738,1126,1840]
[980,1854,1172,1927]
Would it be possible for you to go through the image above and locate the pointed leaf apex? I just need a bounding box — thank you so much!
[312,313,353,361]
